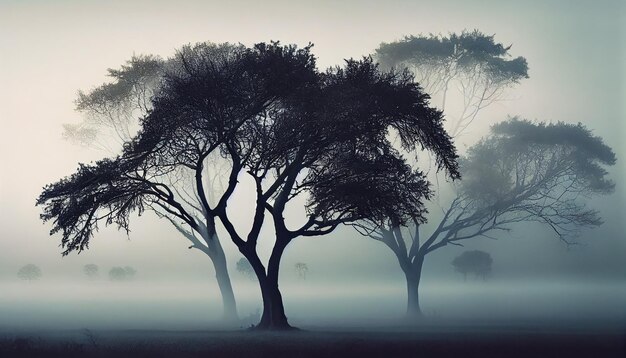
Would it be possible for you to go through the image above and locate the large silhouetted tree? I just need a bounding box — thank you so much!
[38,42,298,322]
[374,30,529,137]
[362,118,616,318]
[215,57,458,329]
[39,43,459,330]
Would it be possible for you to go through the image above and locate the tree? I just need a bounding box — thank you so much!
[374,30,529,137]
[17,264,42,281]
[38,43,459,330]
[364,118,616,317]
[210,56,458,329]
[37,43,275,322]
[63,48,239,322]
[294,262,309,280]
[83,264,99,279]
[108,266,137,281]
[123,266,137,279]
[38,42,323,328]
[63,54,164,151]
[236,258,256,281]
[452,250,492,280]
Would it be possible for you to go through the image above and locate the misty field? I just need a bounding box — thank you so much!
[1,279,624,329]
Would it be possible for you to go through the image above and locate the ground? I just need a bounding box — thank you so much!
[1,324,624,358]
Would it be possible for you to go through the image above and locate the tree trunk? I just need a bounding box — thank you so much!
[205,236,238,323]
[212,248,238,322]
[250,238,294,330]
[405,257,425,319]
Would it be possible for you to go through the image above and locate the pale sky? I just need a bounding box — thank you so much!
[0,0,624,282]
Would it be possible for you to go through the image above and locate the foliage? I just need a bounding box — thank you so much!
[64,54,165,150]
[374,30,529,136]
[451,250,492,280]
[17,264,42,281]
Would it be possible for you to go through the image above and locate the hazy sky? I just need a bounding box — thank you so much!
[0,0,624,283]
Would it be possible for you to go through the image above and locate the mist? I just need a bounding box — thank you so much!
[0,0,624,356]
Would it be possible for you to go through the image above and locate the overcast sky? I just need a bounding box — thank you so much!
[0,0,624,285]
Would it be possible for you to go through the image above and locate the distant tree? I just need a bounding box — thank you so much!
[362,119,616,317]
[452,250,492,280]
[17,264,42,281]
[236,258,256,281]
[83,264,99,279]
[375,30,528,137]
[294,262,309,280]
[123,266,137,279]
[108,267,126,281]
[108,266,137,281]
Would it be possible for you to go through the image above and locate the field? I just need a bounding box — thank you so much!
[1,325,625,358]
[1,279,624,357]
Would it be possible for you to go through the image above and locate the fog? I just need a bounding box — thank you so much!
[0,0,624,341]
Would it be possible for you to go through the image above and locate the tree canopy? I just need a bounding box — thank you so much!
[374,30,529,136]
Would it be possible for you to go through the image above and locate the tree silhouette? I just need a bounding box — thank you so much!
[38,43,276,322]
[62,47,239,321]
[17,264,42,281]
[361,118,616,317]
[452,250,492,280]
[108,266,137,281]
[294,262,309,280]
[38,42,459,330]
[83,264,99,279]
[375,30,528,137]
[236,258,256,281]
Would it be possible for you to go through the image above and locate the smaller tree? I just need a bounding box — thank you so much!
[108,266,137,281]
[123,266,137,279]
[83,264,99,279]
[452,250,493,280]
[236,258,256,281]
[17,264,42,281]
[294,263,309,280]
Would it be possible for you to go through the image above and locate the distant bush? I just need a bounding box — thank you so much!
[236,258,256,281]
[108,266,137,281]
[452,250,493,281]
[83,264,99,278]
[17,264,42,281]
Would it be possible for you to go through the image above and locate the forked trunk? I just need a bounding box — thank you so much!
[248,238,294,330]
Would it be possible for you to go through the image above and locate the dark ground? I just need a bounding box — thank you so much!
[1,324,624,358]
